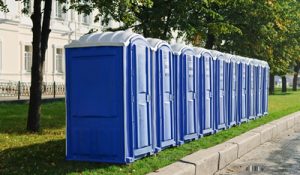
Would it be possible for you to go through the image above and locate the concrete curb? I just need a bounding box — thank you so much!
[147,111,300,175]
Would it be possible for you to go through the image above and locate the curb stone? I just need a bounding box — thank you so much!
[147,162,195,175]
[147,111,300,175]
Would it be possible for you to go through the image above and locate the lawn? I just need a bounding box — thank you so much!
[1,89,300,175]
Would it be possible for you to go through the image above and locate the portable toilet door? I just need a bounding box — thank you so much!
[234,56,242,124]
[194,48,214,135]
[244,57,252,120]
[227,54,238,126]
[210,50,227,131]
[248,59,257,119]
[262,61,269,115]
[223,54,231,127]
[238,56,248,123]
[147,38,176,152]
[256,60,263,117]
[65,31,153,163]
[172,44,198,144]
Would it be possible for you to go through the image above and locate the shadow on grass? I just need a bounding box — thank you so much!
[0,101,66,134]
[0,139,124,175]
[272,92,292,96]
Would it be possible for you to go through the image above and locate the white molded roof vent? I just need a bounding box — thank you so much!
[65,30,141,48]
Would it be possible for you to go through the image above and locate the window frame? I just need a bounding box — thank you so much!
[55,47,64,74]
[24,44,33,73]
[81,13,91,25]
[55,1,64,20]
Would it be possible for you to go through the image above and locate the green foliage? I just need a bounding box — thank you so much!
[1,90,300,174]
[1,0,299,75]
[0,0,8,12]
[207,0,300,75]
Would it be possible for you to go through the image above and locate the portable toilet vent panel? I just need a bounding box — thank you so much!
[194,48,214,135]
[65,31,153,163]
[238,56,248,123]
[147,38,176,152]
[172,44,198,143]
[210,50,227,131]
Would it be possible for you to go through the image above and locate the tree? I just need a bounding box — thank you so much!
[0,0,7,12]
[281,76,287,93]
[95,0,188,40]
[0,0,152,132]
[293,61,300,91]
[183,0,299,94]
[26,0,52,132]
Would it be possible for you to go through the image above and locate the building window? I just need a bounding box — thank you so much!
[82,14,90,24]
[55,1,63,19]
[55,48,63,73]
[24,45,32,72]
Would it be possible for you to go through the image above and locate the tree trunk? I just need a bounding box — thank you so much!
[269,73,275,95]
[292,61,300,91]
[27,0,52,132]
[205,33,215,49]
[281,76,287,93]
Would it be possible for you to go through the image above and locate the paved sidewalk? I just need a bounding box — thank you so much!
[216,131,300,175]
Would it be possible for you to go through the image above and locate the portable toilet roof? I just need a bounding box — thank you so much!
[147,38,171,51]
[65,30,142,48]
[193,47,214,59]
[171,44,193,55]
[259,60,269,68]
[234,55,241,64]
[244,57,252,64]
[225,53,236,62]
[209,50,221,57]
[250,59,260,66]
[263,61,270,68]
[210,50,229,62]
[237,56,249,64]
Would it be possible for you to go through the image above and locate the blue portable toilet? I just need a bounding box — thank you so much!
[172,44,198,144]
[262,61,269,115]
[248,59,257,119]
[147,38,176,152]
[227,54,238,126]
[210,50,228,131]
[256,60,264,117]
[194,48,214,135]
[244,57,252,120]
[237,56,248,123]
[65,31,153,163]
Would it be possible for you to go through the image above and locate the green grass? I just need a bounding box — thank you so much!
[1,89,300,175]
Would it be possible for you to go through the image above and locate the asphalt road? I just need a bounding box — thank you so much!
[216,131,300,175]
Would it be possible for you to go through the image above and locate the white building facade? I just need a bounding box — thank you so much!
[0,0,121,84]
